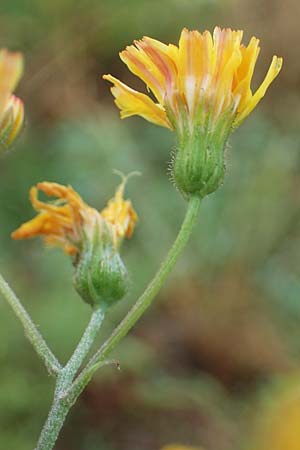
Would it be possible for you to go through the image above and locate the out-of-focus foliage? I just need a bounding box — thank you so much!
[0,1,299,450]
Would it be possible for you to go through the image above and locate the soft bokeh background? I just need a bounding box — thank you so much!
[0,1,299,449]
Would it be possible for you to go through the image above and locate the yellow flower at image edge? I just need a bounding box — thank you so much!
[161,445,206,450]
[104,27,282,198]
[0,49,24,149]
[12,180,138,308]
[248,376,300,450]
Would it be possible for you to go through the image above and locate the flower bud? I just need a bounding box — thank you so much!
[0,95,24,149]
[0,50,24,152]
[73,222,129,308]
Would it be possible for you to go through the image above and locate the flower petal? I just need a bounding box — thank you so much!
[120,44,166,103]
[103,74,172,129]
[235,55,283,125]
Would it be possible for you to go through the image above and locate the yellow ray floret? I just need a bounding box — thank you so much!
[103,27,282,132]
[12,181,137,256]
[103,75,171,129]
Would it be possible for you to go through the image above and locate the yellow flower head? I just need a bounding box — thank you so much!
[248,376,300,450]
[12,180,138,307]
[161,446,205,450]
[0,49,24,149]
[12,180,137,255]
[104,27,282,134]
[104,28,282,199]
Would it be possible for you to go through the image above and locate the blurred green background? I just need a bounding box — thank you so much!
[0,0,300,449]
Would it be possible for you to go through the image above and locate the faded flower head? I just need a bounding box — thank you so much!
[0,49,24,150]
[12,179,138,308]
[104,27,282,198]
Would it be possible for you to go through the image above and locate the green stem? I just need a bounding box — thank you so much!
[62,307,105,381]
[34,195,200,449]
[0,272,61,375]
[35,307,105,450]
[70,195,201,400]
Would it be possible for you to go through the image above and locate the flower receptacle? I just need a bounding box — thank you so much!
[172,126,228,199]
[73,224,129,309]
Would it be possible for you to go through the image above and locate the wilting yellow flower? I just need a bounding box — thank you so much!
[104,27,282,198]
[12,180,137,254]
[0,49,24,149]
[12,180,138,307]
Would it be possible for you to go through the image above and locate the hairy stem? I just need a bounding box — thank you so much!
[0,272,61,375]
[34,195,201,450]
[35,307,105,450]
[70,195,201,399]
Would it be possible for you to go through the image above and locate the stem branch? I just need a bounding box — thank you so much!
[35,307,105,450]
[72,195,201,397]
[34,195,201,450]
[0,272,61,375]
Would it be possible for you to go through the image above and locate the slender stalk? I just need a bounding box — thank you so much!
[59,307,105,384]
[0,272,61,375]
[34,396,70,450]
[35,307,105,450]
[70,195,201,400]
[34,195,200,449]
